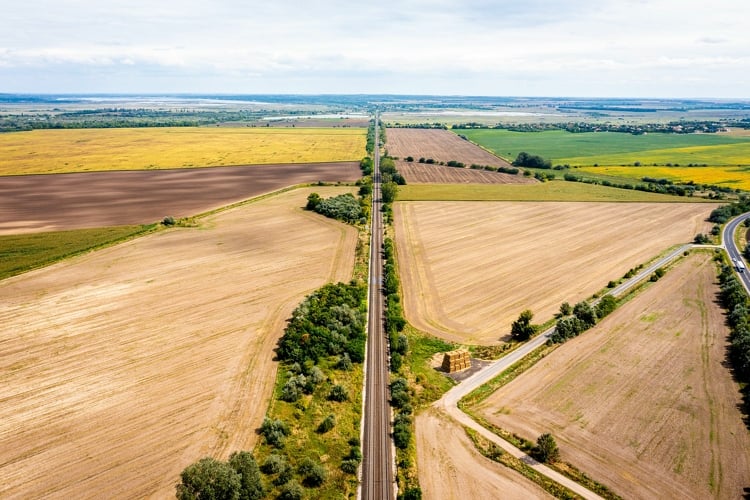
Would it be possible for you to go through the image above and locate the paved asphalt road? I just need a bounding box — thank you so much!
[722,212,750,293]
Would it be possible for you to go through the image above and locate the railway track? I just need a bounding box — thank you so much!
[360,113,395,499]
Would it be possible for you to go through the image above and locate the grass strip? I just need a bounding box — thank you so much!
[0,224,157,280]
[397,181,708,203]
[464,427,580,499]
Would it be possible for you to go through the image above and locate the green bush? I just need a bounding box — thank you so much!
[328,384,348,402]
[261,454,286,475]
[317,414,336,434]
[259,418,289,448]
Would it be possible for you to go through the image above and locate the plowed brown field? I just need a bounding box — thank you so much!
[0,162,360,234]
[394,201,718,344]
[0,186,357,498]
[476,253,750,499]
[417,407,553,500]
[386,129,512,167]
[397,162,536,185]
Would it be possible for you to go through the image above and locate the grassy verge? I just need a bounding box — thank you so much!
[402,324,457,408]
[464,428,580,499]
[254,357,363,499]
[391,326,457,494]
[0,224,157,280]
[397,181,702,203]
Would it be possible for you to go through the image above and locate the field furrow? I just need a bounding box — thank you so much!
[0,186,357,498]
[394,201,717,344]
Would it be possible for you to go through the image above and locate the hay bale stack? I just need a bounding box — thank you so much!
[441,349,471,373]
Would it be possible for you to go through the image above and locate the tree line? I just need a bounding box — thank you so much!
[451,120,730,135]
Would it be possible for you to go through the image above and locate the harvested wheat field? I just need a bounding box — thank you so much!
[0,162,360,234]
[394,201,718,344]
[0,127,365,175]
[386,128,513,167]
[397,162,536,185]
[0,186,357,498]
[475,252,750,499]
[417,407,552,500]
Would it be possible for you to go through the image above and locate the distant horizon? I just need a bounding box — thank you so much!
[2,93,749,101]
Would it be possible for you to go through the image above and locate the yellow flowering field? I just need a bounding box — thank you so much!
[578,164,750,190]
[0,127,366,175]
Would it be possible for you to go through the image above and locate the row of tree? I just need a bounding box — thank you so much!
[718,265,750,382]
[563,173,694,197]
[709,196,750,224]
[383,238,408,372]
[451,120,730,135]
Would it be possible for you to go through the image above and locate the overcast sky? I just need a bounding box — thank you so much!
[1,0,748,97]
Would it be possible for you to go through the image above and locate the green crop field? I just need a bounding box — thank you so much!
[459,129,750,166]
[0,225,155,280]
[396,180,710,202]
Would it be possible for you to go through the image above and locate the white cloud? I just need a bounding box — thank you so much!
[0,0,748,96]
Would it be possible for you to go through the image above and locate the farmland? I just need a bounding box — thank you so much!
[0,127,366,175]
[416,407,552,499]
[386,128,513,168]
[0,186,357,498]
[474,252,750,499]
[393,201,717,344]
[398,162,535,185]
[578,164,750,191]
[397,180,707,202]
[459,128,750,166]
[0,162,361,234]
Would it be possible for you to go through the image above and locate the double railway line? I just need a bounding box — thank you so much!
[360,113,395,499]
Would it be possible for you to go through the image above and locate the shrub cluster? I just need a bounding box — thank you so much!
[276,282,367,365]
[306,192,365,224]
[382,238,409,373]
[340,437,362,474]
[709,196,750,224]
[563,173,693,196]
[176,452,264,500]
[550,296,619,343]
[381,156,406,185]
[360,156,373,176]
[366,120,376,155]
[259,418,290,448]
[390,378,413,449]
[512,151,552,169]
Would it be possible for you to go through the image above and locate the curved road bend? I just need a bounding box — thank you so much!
[722,212,750,293]
[361,113,395,500]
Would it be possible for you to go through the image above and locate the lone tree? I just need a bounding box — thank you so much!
[511,310,537,341]
[532,433,560,463]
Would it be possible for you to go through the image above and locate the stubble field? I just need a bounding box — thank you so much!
[475,252,750,499]
[416,407,553,499]
[386,128,514,168]
[397,162,536,185]
[0,187,357,498]
[394,201,717,344]
[0,127,366,175]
